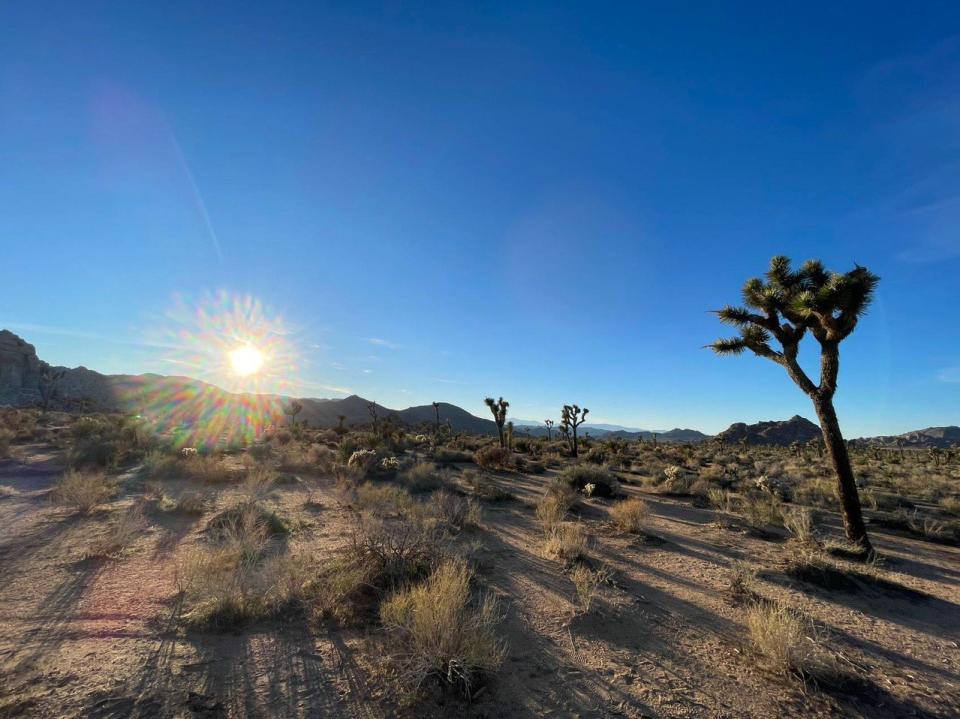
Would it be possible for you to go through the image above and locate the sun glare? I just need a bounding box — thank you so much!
[229,345,265,376]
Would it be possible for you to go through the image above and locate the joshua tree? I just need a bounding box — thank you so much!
[506,421,514,451]
[367,401,380,435]
[283,399,303,427]
[337,414,346,431]
[484,397,509,448]
[709,255,878,553]
[544,419,554,441]
[432,401,441,432]
[560,404,589,458]
[38,363,66,413]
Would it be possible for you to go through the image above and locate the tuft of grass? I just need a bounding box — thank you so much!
[52,469,112,514]
[429,489,482,529]
[783,507,817,545]
[355,482,414,516]
[400,463,446,493]
[464,470,513,502]
[746,600,832,680]
[536,480,577,530]
[543,522,587,564]
[380,557,505,697]
[609,497,649,534]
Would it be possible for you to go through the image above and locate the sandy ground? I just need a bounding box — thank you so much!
[0,447,958,718]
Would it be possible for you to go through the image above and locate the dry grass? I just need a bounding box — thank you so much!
[429,489,482,529]
[569,564,611,615]
[381,557,505,697]
[52,469,112,514]
[536,480,577,530]
[746,600,832,680]
[400,463,446,493]
[609,497,649,533]
[355,483,414,516]
[543,522,587,564]
[88,502,147,557]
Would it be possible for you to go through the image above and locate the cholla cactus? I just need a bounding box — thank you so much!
[710,255,879,553]
[379,456,401,472]
[348,449,377,474]
[583,483,597,497]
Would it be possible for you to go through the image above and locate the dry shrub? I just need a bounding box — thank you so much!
[52,469,112,513]
[429,489,482,529]
[737,493,784,528]
[729,560,758,598]
[400,463,446,493]
[89,503,147,557]
[570,564,611,615]
[355,483,414,516]
[241,464,277,500]
[707,488,733,512]
[381,557,505,697]
[144,451,235,484]
[746,601,832,679]
[783,507,817,544]
[609,497,649,533]
[939,495,960,516]
[172,490,208,515]
[177,507,308,628]
[536,480,577,530]
[560,465,620,497]
[543,522,587,563]
[474,445,513,470]
[792,477,836,508]
[464,470,513,502]
[433,447,474,465]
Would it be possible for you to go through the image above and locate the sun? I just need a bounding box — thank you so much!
[229,345,265,376]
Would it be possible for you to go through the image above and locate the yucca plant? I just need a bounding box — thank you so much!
[283,399,303,427]
[560,405,589,458]
[709,255,877,554]
[484,397,509,448]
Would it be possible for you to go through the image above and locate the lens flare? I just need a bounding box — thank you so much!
[229,345,265,376]
[122,291,302,450]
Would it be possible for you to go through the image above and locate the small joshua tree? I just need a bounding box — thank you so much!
[560,405,589,458]
[38,363,66,414]
[709,255,878,553]
[484,397,509,448]
[432,401,441,432]
[335,414,347,434]
[506,421,514,451]
[544,419,554,441]
[368,401,380,435]
[283,399,303,427]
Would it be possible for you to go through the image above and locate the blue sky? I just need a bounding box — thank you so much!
[2,2,959,436]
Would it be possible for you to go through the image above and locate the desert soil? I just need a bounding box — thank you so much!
[0,446,958,718]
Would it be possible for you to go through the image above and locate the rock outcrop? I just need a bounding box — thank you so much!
[716,415,821,446]
[0,330,45,405]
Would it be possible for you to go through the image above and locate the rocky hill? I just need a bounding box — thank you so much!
[858,426,960,449]
[716,415,821,446]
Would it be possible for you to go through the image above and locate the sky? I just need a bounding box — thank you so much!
[2,1,959,437]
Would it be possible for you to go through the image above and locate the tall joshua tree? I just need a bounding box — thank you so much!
[432,401,441,432]
[560,404,589,458]
[709,255,878,553]
[283,399,303,427]
[544,419,554,441]
[484,397,509,448]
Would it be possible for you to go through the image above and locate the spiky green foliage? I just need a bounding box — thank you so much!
[484,397,510,448]
[710,256,879,399]
[560,404,589,458]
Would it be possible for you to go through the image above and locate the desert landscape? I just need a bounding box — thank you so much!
[0,325,958,718]
[3,4,960,717]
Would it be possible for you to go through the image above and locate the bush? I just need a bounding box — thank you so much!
[464,470,514,502]
[381,558,505,697]
[347,449,378,477]
[559,465,620,498]
[746,600,832,679]
[355,483,414,516]
[89,503,147,557]
[543,523,587,564]
[609,497,649,533]
[536,480,577,529]
[400,463,445,493]
[429,489,482,529]
[474,445,513,470]
[52,469,112,513]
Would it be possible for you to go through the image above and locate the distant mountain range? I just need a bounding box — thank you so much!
[1,329,956,447]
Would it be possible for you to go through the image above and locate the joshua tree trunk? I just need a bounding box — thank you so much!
[496,424,505,448]
[571,426,579,458]
[813,397,871,553]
